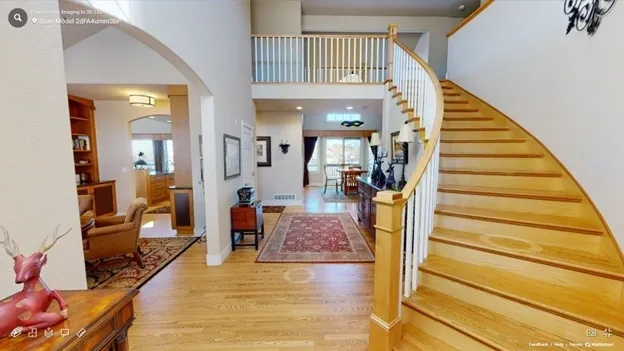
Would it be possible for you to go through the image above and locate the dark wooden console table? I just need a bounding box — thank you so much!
[0,289,138,351]
[230,201,265,250]
[357,176,381,236]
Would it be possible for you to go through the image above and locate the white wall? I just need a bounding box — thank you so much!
[251,0,301,34]
[72,0,255,265]
[0,0,87,298]
[303,114,382,131]
[256,112,304,205]
[447,1,624,249]
[64,27,187,84]
[95,101,171,212]
[414,32,430,62]
[131,118,172,134]
[301,15,462,78]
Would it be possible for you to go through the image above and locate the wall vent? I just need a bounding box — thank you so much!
[273,194,296,201]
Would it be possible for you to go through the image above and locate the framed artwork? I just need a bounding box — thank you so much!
[223,134,241,180]
[390,131,408,164]
[256,136,272,167]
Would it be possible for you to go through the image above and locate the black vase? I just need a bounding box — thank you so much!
[237,187,256,204]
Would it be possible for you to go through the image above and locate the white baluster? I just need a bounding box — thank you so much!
[364,38,369,83]
[330,38,334,83]
[347,37,351,77]
[359,37,363,81]
[342,38,346,81]
[324,38,328,83]
[399,202,406,301]
[381,38,386,82]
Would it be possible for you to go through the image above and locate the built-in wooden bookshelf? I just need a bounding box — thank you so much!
[68,95,99,184]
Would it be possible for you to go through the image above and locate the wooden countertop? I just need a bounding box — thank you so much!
[1,289,138,351]
[357,176,383,191]
[76,180,115,188]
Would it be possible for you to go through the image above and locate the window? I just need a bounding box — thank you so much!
[307,143,319,173]
[165,140,175,172]
[132,140,156,170]
[324,137,361,166]
[326,113,361,122]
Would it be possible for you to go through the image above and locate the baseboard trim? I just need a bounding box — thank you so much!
[206,242,231,266]
[261,199,304,206]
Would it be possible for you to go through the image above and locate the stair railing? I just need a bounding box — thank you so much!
[251,35,387,83]
[369,25,444,351]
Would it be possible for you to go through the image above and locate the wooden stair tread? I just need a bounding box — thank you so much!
[398,324,459,351]
[435,205,603,235]
[430,228,624,279]
[438,184,582,202]
[404,288,588,350]
[443,91,460,96]
[440,152,543,158]
[441,127,508,131]
[420,255,624,333]
[444,100,469,104]
[443,116,494,121]
[440,138,525,143]
[439,168,562,178]
[444,107,479,112]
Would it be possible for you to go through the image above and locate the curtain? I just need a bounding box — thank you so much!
[303,137,318,186]
[153,140,165,172]
[367,136,377,164]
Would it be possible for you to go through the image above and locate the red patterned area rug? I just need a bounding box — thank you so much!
[256,213,374,263]
[86,237,198,289]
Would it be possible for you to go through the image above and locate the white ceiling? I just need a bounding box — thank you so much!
[301,0,480,17]
[254,99,383,117]
[66,84,169,102]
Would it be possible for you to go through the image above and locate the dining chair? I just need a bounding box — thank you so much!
[323,164,341,194]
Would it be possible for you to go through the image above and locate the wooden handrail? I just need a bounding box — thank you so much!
[447,0,495,37]
[251,34,388,39]
[392,40,444,200]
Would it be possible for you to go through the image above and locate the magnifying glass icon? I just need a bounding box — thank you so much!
[13,13,22,22]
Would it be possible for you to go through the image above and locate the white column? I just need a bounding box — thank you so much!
[0,0,87,297]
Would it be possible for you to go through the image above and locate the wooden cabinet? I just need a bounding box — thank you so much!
[78,181,117,217]
[357,177,380,236]
[230,201,265,250]
[135,170,174,205]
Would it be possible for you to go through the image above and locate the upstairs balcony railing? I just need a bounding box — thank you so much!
[251,35,388,83]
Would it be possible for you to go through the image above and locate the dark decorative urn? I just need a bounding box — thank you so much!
[237,187,256,205]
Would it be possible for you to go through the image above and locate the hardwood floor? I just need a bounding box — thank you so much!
[128,186,375,350]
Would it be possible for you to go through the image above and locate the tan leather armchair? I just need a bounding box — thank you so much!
[83,198,148,267]
[78,195,94,220]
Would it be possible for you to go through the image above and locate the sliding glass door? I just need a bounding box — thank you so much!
[324,137,362,166]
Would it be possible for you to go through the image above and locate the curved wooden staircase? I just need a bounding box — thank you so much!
[392,81,624,350]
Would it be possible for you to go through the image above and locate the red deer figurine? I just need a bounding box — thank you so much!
[0,225,72,338]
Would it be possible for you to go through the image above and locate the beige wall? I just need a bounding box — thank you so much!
[251,0,301,34]
[256,112,304,205]
[95,100,171,212]
[168,86,192,187]
[0,0,87,298]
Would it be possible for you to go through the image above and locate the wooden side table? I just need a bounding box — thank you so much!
[230,201,264,250]
[0,289,138,351]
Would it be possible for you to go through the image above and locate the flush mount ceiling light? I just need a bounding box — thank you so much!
[341,120,364,127]
[129,95,155,107]
[167,120,172,123]
[458,5,466,11]
[296,106,303,110]
[346,106,354,110]
[149,116,155,119]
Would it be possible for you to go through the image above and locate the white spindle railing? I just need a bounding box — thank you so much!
[392,41,443,300]
[251,35,387,83]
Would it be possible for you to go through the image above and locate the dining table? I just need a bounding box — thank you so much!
[337,168,368,195]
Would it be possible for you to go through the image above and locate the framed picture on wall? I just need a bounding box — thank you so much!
[224,134,241,180]
[390,131,408,164]
[256,136,272,167]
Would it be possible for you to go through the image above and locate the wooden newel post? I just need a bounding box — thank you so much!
[386,24,398,83]
[369,190,406,351]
